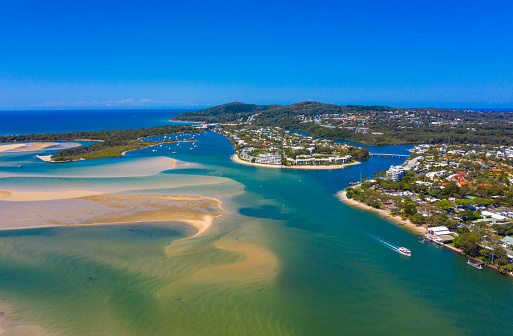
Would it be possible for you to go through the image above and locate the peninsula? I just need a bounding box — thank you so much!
[0,125,200,161]
[217,125,368,169]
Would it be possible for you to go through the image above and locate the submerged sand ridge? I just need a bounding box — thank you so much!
[0,194,225,235]
[0,190,110,201]
[0,142,284,335]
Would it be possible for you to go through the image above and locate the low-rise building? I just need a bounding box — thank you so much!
[386,165,405,181]
[426,226,454,243]
[255,153,282,165]
[481,211,508,223]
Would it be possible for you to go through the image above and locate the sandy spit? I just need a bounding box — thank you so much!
[0,190,111,202]
[0,142,79,153]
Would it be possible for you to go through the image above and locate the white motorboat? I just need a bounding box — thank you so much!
[398,247,411,256]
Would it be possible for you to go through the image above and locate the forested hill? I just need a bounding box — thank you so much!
[172,102,279,122]
[172,101,394,123]
[172,101,513,146]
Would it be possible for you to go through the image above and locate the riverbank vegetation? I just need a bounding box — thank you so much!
[0,125,199,161]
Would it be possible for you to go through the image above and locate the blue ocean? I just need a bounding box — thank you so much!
[0,109,198,135]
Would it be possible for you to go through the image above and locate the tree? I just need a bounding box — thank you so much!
[453,232,482,255]
[418,203,436,217]
[434,200,455,210]
[444,182,461,197]
[403,204,417,216]
[493,223,513,237]
[455,199,474,206]
[457,227,470,234]
[442,219,458,230]
[459,210,481,222]
[473,198,493,206]
[429,188,441,197]
[493,246,508,261]
[411,213,426,224]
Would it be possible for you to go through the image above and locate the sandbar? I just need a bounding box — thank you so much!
[83,194,225,237]
[232,154,360,170]
[337,190,426,234]
[0,190,110,202]
[0,142,80,153]
[0,194,225,238]
[5,156,181,179]
[167,234,278,285]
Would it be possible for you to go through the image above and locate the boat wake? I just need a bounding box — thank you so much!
[367,233,399,252]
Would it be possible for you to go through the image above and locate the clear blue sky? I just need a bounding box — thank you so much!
[1,0,512,109]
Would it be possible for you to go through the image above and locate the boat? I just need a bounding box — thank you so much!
[466,260,483,270]
[397,247,411,256]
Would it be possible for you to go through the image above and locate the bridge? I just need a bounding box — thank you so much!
[369,153,410,158]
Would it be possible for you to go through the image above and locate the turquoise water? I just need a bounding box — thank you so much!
[0,119,513,334]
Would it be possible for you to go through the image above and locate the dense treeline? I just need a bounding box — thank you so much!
[0,125,200,161]
[173,102,279,122]
[381,124,513,146]
[173,101,513,146]
[0,125,198,143]
[173,101,393,123]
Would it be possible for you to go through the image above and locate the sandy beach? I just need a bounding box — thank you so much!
[0,142,80,153]
[0,189,111,202]
[232,154,360,170]
[337,190,426,234]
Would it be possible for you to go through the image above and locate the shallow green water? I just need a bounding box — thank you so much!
[1,132,513,335]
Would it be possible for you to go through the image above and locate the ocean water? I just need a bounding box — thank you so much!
[0,113,512,335]
[0,109,198,135]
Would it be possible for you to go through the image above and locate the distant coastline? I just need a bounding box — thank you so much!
[232,154,360,170]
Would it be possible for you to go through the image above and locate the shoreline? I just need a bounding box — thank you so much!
[35,140,192,163]
[338,189,513,278]
[337,189,426,235]
[169,119,205,124]
[120,140,193,156]
[231,154,361,170]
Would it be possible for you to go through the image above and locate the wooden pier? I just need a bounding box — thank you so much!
[467,260,484,270]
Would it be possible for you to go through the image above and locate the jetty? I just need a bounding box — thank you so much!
[467,260,484,270]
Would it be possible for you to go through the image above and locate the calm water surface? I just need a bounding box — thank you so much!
[0,112,512,335]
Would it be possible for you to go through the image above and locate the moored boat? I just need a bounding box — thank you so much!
[398,247,411,256]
